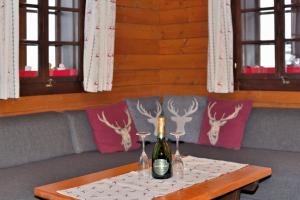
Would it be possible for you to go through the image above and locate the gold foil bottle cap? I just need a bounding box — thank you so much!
[157,116,165,138]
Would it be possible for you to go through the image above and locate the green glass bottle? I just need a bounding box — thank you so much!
[152,116,172,179]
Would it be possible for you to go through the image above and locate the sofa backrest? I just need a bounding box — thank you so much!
[0,112,75,168]
[242,107,300,152]
[64,110,96,153]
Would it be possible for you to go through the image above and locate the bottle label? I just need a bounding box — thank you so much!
[153,159,169,176]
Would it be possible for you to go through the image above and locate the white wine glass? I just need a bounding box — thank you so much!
[136,132,151,178]
[170,132,185,179]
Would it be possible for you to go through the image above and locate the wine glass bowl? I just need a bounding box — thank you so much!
[169,132,185,179]
[136,132,151,178]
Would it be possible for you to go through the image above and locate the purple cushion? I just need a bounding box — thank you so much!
[86,101,140,154]
[198,97,252,149]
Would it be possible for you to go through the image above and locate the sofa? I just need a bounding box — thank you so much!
[1,107,300,200]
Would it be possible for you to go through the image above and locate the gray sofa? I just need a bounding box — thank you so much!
[0,107,300,200]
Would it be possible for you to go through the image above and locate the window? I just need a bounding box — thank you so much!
[19,0,85,96]
[233,0,300,90]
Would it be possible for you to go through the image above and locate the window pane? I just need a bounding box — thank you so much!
[49,11,56,41]
[242,44,275,74]
[49,0,79,8]
[260,12,275,40]
[26,0,38,4]
[49,0,56,7]
[241,11,274,41]
[285,7,300,39]
[20,7,38,41]
[285,0,299,5]
[241,0,274,9]
[19,44,39,78]
[49,45,79,77]
[285,41,300,73]
[61,0,79,8]
[48,11,79,42]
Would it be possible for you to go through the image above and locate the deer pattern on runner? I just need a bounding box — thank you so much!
[136,100,162,137]
[167,98,199,135]
[207,102,243,145]
[97,109,132,151]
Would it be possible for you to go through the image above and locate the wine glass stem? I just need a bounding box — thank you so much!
[175,135,180,156]
[142,136,145,153]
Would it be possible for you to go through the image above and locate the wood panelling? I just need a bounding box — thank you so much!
[159,0,208,97]
[159,38,208,54]
[3,0,300,117]
[160,22,208,39]
[117,7,159,24]
[158,0,300,108]
[0,0,161,117]
[159,0,207,10]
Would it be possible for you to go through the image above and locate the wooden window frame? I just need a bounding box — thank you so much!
[19,0,85,96]
[233,0,300,91]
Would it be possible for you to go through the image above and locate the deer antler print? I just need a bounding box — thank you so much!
[207,102,243,145]
[136,101,162,136]
[97,109,132,151]
[167,98,199,135]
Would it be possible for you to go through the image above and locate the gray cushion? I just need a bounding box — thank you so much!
[126,96,161,142]
[179,143,300,200]
[0,112,74,168]
[2,143,295,200]
[162,96,207,143]
[64,111,97,153]
[242,107,300,152]
[0,150,142,200]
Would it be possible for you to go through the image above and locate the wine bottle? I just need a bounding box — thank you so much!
[152,116,172,179]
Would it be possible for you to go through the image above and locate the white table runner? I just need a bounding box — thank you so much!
[58,156,247,200]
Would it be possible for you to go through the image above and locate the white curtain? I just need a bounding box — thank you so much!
[207,0,234,93]
[0,0,19,99]
[83,0,116,92]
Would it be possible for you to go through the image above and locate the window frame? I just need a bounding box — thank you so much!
[19,0,85,96]
[232,0,300,91]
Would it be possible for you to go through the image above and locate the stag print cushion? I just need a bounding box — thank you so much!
[126,96,161,142]
[162,96,207,143]
[86,101,140,154]
[198,97,252,149]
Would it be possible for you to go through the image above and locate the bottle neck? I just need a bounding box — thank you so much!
[157,116,165,140]
[157,132,165,140]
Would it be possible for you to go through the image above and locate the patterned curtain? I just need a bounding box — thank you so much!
[207,0,234,93]
[83,0,116,92]
[0,0,19,99]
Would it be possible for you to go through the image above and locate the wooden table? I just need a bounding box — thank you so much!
[34,162,272,200]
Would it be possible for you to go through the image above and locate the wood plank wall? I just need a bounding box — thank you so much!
[0,0,161,117]
[158,0,208,96]
[158,0,300,108]
[2,0,300,117]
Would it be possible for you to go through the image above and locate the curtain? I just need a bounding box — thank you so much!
[291,0,300,58]
[0,0,19,99]
[207,0,234,93]
[83,0,116,92]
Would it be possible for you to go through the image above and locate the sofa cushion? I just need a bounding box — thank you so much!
[0,112,74,169]
[1,143,295,200]
[86,101,140,153]
[179,143,300,200]
[162,96,207,143]
[64,111,97,153]
[199,98,252,149]
[242,107,300,152]
[0,150,142,200]
[126,96,161,142]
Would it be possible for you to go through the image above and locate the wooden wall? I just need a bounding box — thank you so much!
[0,0,161,116]
[158,0,300,108]
[158,0,208,96]
[2,0,300,117]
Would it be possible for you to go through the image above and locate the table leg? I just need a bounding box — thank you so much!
[216,190,241,200]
